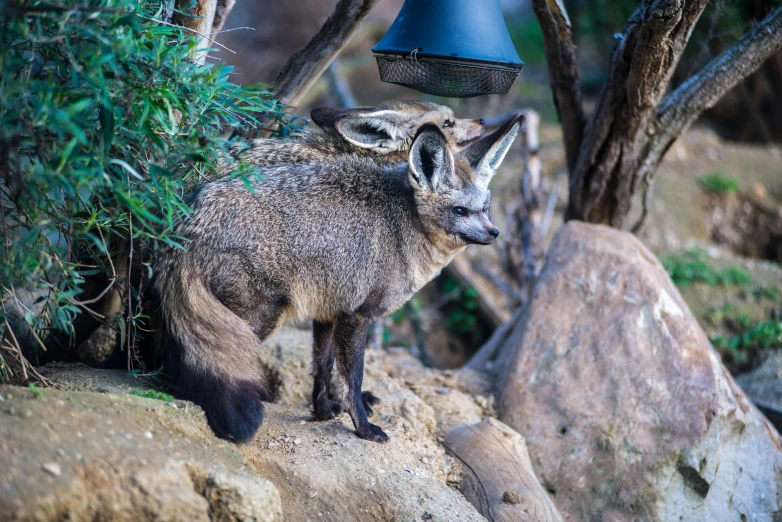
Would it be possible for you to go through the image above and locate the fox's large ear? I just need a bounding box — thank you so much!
[408,124,454,192]
[332,109,411,153]
[460,112,524,190]
[310,106,373,129]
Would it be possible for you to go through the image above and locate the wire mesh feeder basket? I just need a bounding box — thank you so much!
[375,55,522,98]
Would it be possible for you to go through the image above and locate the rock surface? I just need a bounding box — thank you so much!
[736,353,782,431]
[246,328,486,521]
[0,385,282,522]
[3,327,488,521]
[498,222,782,521]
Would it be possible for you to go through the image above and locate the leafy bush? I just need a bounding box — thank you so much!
[662,250,751,288]
[130,389,175,402]
[697,172,740,195]
[0,0,290,365]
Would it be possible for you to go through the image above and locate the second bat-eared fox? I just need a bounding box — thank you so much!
[149,108,524,443]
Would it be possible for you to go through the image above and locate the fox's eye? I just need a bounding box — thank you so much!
[452,206,468,216]
[443,120,454,128]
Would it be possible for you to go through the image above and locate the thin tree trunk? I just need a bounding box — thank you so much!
[271,0,381,107]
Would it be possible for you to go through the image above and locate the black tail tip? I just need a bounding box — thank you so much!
[176,370,267,443]
[204,379,267,443]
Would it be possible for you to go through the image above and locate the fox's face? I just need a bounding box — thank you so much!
[311,101,484,154]
[407,114,523,250]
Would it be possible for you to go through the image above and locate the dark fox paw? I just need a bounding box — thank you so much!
[313,399,343,420]
[361,391,381,417]
[356,422,389,443]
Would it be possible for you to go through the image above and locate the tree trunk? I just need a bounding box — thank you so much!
[533,0,782,229]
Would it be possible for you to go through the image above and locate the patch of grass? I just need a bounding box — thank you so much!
[663,250,751,288]
[751,285,779,303]
[697,172,739,195]
[130,389,174,402]
[28,382,44,399]
[712,319,782,364]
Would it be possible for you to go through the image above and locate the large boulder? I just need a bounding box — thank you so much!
[498,222,782,521]
[0,385,282,522]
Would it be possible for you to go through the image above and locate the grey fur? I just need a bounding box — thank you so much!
[219,101,484,175]
[152,112,524,443]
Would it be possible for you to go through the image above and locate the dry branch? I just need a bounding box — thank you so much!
[272,0,381,107]
[656,4,782,154]
[530,0,585,174]
[173,0,218,61]
[444,418,563,522]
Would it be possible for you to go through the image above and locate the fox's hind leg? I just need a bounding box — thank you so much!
[334,314,388,443]
[312,321,343,420]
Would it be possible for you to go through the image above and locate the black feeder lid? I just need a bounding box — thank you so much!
[372,0,525,98]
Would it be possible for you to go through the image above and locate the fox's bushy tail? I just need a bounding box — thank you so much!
[156,261,268,442]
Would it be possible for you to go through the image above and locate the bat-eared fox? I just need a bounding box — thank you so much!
[150,112,524,443]
[226,100,485,170]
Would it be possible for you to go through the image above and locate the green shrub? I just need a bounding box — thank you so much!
[697,172,739,195]
[0,0,291,358]
[662,250,751,288]
[130,389,175,402]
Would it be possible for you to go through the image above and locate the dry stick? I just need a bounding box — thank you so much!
[325,58,357,108]
[126,211,133,371]
[464,307,524,372]
[209,0,236,38]
[3,318,28,381]
[271,0,382,108]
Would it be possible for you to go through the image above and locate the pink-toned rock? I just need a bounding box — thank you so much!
[498,222,782,521]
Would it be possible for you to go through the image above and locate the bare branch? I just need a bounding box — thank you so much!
[272,0,381,108]
[531,0,585,174]
[210,0,235,38]
[173,0,218,60]
[656,5,782,144]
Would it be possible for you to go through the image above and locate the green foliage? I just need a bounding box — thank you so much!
[662,250,751,288]
[698,172,740,195]
[0,0,291,353]
[28,382,44,398]
[440,275,480,335]
[130,388,174,402]
[712,319,782,363]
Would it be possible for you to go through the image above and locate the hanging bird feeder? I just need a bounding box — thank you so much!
[372,0,524,98]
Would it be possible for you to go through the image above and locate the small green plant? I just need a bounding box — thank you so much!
[28,382,44,398]
[697,172,739,195]
[130,389,175,402]
[662,250,751,288]
[751,285,779,303]
[712,318,782,363]
[441,277,480,335]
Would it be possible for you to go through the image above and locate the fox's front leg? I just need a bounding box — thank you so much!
[333,314,388,443]
[312,321,343,420]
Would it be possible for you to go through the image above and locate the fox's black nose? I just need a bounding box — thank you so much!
[488,228,499,238]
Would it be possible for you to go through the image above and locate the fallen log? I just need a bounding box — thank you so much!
[444,418,563,522]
